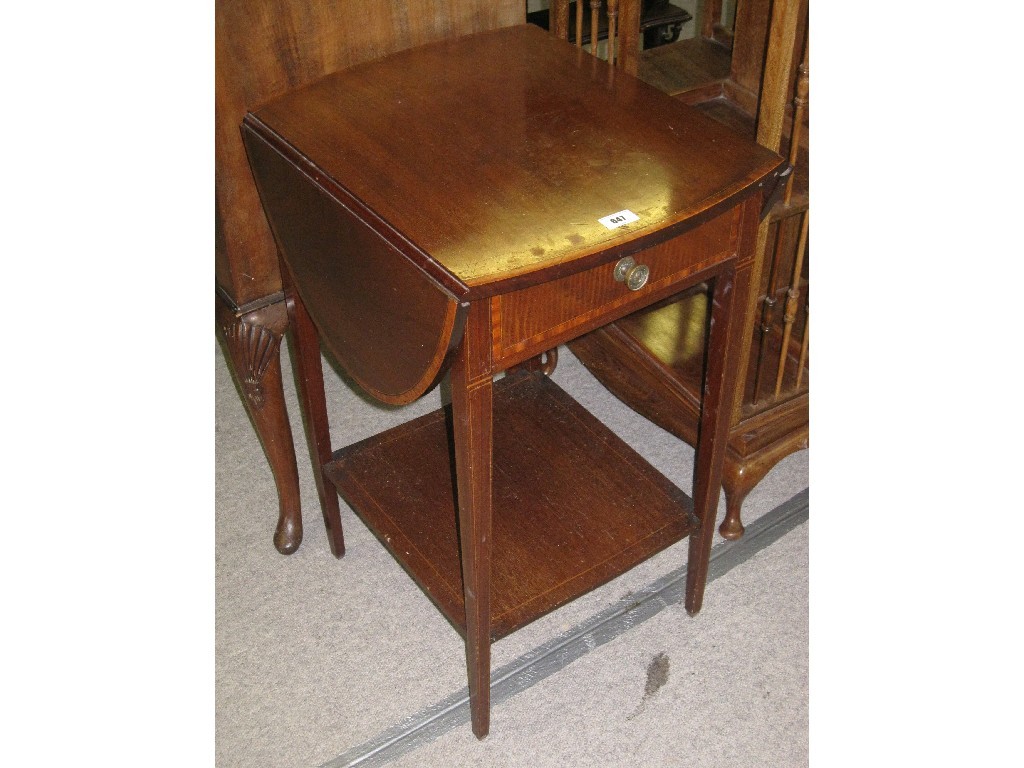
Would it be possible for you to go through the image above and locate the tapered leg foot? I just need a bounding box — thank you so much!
[217,293,304,555]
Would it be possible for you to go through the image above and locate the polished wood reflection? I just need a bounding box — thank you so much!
[243,24,782,739]
[248,25,782,297]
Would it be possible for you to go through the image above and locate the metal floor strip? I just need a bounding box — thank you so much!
[322,488,810,768]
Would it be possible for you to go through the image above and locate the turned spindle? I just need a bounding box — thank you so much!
[774,211,808,397]
[784,41,809,205]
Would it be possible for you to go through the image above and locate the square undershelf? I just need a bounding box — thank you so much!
[325,371,697,640]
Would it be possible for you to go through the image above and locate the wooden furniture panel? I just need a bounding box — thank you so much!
[724,0,808,118]
[242,128,465,405]
[637,36,732,102]
[636,0,806,121]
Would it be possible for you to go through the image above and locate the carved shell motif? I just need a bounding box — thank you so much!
[222,319,281,410]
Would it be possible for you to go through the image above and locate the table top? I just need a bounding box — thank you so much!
[248,24,783,297]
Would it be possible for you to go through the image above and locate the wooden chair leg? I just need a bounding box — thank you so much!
[719,483,749,540]
[450,303,494,739]
[216,294,303,554]
[283,283,345,558]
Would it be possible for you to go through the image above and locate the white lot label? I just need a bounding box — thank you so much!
[598,209,640,230]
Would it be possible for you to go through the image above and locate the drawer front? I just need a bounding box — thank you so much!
[492,207,740,366]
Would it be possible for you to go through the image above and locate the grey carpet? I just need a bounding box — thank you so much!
[215,336,808,767]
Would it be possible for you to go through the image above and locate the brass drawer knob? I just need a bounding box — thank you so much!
[613,256,650,291]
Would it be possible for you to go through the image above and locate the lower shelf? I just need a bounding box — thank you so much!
[325,371,696,641]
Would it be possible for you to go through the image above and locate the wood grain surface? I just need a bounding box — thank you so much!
[492,207,738,364]
[325,371,696,641]
[242,125,466,405]
[248,24,784,296]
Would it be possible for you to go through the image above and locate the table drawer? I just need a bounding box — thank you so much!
[492,207,740,366]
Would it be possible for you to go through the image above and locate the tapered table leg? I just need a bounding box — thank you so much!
[686,194,762,613]
[685,261,742,615]
[450,302,494,739]
[284,283,346,559]
[216,293,303,554]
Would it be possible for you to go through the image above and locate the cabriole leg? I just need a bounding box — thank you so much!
[216,294,303,554]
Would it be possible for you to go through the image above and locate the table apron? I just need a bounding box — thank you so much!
[490,206,740,370]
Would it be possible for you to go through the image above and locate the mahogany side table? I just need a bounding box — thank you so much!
[242,24,783,738]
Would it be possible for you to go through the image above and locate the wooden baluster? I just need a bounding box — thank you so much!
[768,34,809,396]
[618,0,641,74]
[785,41,809,205]
[576,1,585,49]
[552,0,570,42]
[752,223,785,401]
[774,211,808,397]
[555,1,633,69]
[607,0,619,65]
[796,303,808,390]
[702,0,723,40]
